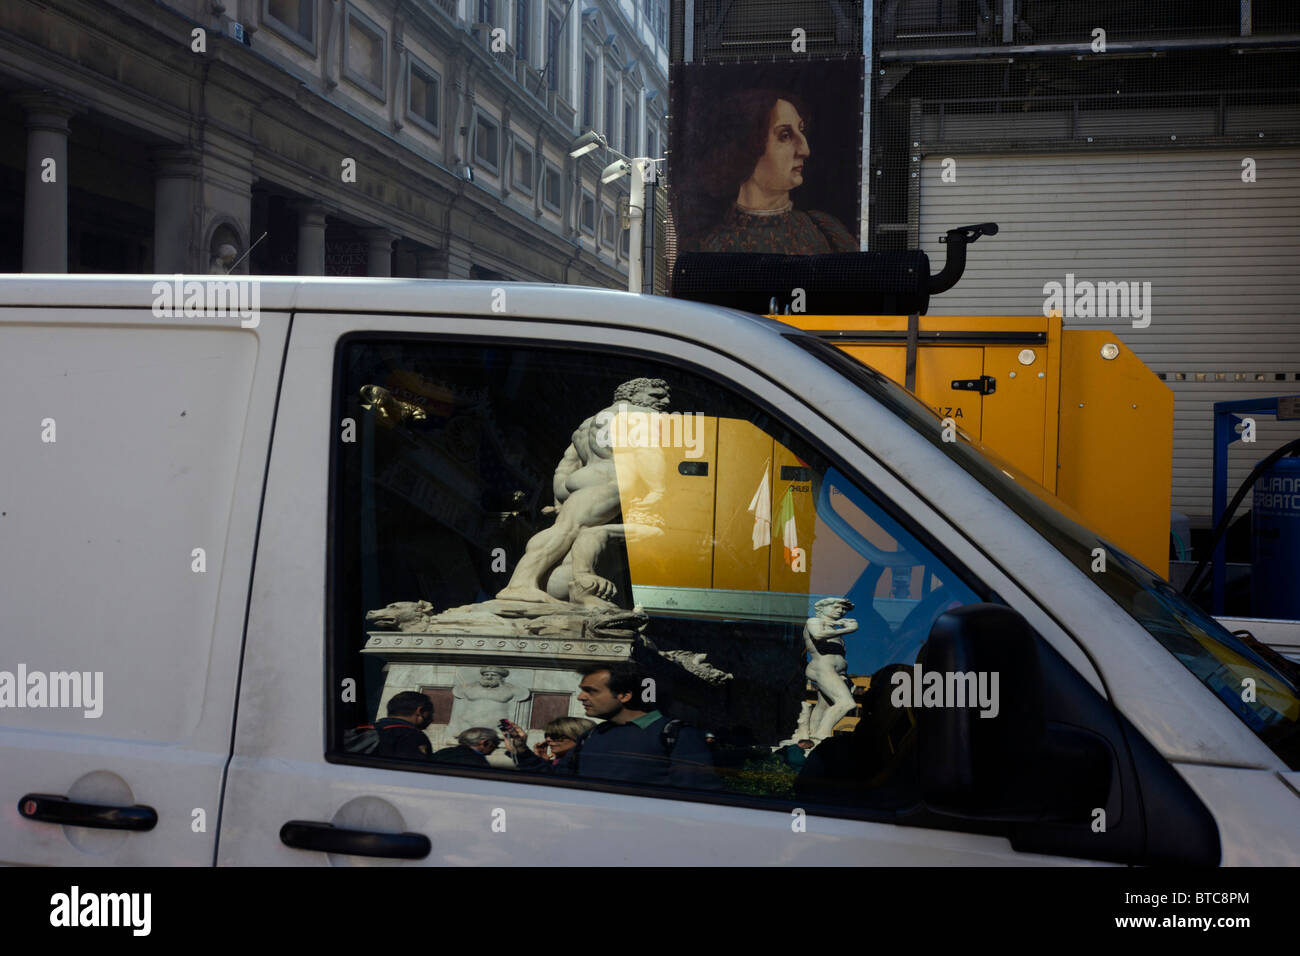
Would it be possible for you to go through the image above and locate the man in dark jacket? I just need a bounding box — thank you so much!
[431,727,503,766]
[509,663,720,790]
[373,691,435,759]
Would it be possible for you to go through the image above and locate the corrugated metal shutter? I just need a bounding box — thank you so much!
[918,148,1300,521]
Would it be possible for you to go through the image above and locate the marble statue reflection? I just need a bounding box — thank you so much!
[804,597,859,740]
[496,378,670,609]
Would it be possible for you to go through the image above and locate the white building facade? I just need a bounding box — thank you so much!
[0,0,669,284]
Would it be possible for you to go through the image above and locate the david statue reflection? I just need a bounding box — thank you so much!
[804,597,860,741]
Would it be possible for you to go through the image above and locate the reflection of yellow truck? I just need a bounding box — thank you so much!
[611,310,1172,615]
[611,411,952,631]
[779,313,1173,572]
[612,413,822,617]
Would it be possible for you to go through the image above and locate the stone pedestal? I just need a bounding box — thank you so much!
[364,616,637,759]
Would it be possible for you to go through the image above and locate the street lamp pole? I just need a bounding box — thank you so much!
[569,130,657,295]
[626,157,650,294]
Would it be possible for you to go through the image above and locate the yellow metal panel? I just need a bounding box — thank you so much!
[915,347,983,439]
[1057,331,1173,574]
[713,418,776,591]
[614,412,717,589]
[778,314,1065,492]
[841,345,905,382]
[982,345,1048,484]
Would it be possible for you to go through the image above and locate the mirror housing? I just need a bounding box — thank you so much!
[914,604,1110,823]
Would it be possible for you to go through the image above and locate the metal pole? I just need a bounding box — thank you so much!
[627,158,648,293]
[1211,407,1232,614]
[861,0,873,251]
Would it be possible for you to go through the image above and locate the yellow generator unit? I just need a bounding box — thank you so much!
[780,313,1173,572]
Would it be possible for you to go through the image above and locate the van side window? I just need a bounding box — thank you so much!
[331,340,982,808]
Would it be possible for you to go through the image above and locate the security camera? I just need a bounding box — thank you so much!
[601,159,631,184]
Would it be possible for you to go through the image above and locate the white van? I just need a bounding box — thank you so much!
[2,275,1297,866]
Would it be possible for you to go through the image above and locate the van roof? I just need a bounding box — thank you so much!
[0,274,795,344]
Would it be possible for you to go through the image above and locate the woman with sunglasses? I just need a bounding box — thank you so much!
[502,716,595,770]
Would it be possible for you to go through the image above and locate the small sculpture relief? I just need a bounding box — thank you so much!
[365,597,647,645]
[360,384,428,427]
[447,665,530,736]
[657,650,734,686]
[365,600,438,632]
[209,243,239,274]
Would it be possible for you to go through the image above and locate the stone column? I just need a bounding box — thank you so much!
[415,248,446,278]
[13,92,80,273]
[361,228,395,277]
[153,148,201,273]
[294,201,328,276]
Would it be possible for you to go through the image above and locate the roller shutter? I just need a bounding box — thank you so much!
[918,148,1300,522]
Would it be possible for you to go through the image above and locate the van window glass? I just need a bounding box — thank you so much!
[331,339,983,808]
[794,333,1300,770]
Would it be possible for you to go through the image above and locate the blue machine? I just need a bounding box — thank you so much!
[1251,456,1300,619]
[1209,396,1300,616]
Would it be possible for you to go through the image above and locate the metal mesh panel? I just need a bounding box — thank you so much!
[879,0,1297,49]
[673,0,865,63]
[870,3,1300,250]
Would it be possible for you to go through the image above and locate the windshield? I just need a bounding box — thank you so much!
[794,334,1300,769]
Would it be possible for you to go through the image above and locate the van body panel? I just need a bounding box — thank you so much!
[0,305,289,865]
[1,278,1291,865]
[1175,765,1300,865]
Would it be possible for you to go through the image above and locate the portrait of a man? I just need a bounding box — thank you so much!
[670,60,863,256]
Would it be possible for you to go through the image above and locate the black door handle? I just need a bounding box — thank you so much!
[279,820,431,859]
[18,793,157,831]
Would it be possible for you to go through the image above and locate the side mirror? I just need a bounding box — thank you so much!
[914,604,1110,823]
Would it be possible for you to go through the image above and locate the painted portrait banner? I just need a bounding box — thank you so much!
[668,59,864,258]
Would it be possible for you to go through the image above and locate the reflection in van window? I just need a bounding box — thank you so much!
[331,341,982,807]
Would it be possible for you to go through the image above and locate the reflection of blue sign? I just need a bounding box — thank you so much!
[820,470,979,678]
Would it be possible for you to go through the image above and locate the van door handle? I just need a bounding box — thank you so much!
[279,820,431,859]
[18,793,158,831]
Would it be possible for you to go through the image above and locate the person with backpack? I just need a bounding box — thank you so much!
[346,690,435,759]
[504,663,721,791]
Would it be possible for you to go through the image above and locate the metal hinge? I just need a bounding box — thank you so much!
[951,376,996,395]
